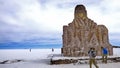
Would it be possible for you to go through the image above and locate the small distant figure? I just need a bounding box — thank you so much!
[52,48,54,52]
[88,47,99,68]
[101,47,108,63]
[29,49,31,52]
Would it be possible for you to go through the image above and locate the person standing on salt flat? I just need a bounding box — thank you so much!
[52,48,54,52]
[101,47,108,63]
[88,47,99,68]
[29,49,31,52]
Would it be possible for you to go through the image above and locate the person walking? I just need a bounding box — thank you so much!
[101,47,108,63]
[88,47,99,68]
[29,49,31,52]
[52,48,54,52]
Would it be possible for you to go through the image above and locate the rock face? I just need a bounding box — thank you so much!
[62,5,113,57]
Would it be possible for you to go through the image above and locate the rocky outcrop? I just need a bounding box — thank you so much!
[51,56,120,64]
[62,5,113,57]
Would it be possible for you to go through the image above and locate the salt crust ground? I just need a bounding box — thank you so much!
[0,48,120,68]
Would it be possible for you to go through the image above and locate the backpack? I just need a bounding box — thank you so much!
[88,50,96,57]
[91,50,96,57]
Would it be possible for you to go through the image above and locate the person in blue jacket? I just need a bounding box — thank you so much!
[101,47,108,63]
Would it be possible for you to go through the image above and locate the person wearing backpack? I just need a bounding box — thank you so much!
[101,47,108,63]
[88,47,99,68]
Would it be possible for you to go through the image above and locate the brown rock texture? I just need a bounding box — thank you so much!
[62,5,113,57]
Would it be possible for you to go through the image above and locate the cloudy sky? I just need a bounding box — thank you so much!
[0,0,120,48]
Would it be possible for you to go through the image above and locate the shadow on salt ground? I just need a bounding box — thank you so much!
[47,54,62,58]
[26,54,62,65]
[0,59,51,65]
[0,59,24,64]
[26,59,51,64]
[0,54,61,65]
[52,54,62,57]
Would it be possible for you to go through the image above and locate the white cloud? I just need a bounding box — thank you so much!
[19,1,74,32]
[86,0,120,33]
[0,0,120,46]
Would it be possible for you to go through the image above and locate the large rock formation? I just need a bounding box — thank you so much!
[62,5,113,57]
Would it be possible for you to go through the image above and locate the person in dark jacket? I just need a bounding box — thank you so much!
[101,47,108,63]
[88,47,99,68]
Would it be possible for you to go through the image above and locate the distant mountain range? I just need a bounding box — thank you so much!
[113,46,120,48]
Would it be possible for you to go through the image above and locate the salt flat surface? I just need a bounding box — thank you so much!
[0,48,120,68]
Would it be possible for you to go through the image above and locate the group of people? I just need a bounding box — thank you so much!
[88,47,108,68]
